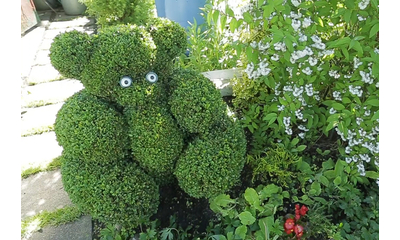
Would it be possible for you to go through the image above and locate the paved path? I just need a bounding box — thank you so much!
[21,7,94,240]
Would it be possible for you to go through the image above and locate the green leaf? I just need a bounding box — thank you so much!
[212,194,235,207]
[263,113,278,121]
[310,182,321,196]
[238,211,256,225]
[319,175,330,187]
[324,170,336,179]
[296,145,306,152]
[226,8,235,17]
[332,103,345,111]
[235,225,247,239]
[263,4,274,19]
[342,97,351,104]
[243,12,253,23]
[365,171,379,179]
[220,14,227,32]
[261,184,280,199]
[230,18,238,32]
[365,98,379,106]
[371,110,379,121]
[369,23,379,38]
[334,176,342,185]
[291,138,299,146]
[213,10,220,25]
[244,188,260,207]
[328,37,351,48]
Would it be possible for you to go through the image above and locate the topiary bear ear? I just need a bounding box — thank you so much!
[49,30,92,80]
[146,18,187,64]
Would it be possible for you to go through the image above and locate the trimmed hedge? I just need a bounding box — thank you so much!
[174,115,247,199]
[125,105,184,183]
[169,68,227,134]
[61,154,159,229]
[49,30,91,79]
[54,90,129,163]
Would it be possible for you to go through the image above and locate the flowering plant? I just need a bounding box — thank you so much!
[284,204,309,239]
[208,0,379,183]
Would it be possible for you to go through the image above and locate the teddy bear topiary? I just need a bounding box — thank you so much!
[50,18,247,229]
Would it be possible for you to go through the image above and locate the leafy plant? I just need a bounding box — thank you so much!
[78,0,155,27]
[100,224,130,240]
[208,0,379,179]
[208,184,288,240]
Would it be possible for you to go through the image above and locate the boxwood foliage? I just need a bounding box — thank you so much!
[61,153,159,229]
[54,89,129,163]
[146,18,188,75]
[169,68,226,134]
[124,105,184,183]
[49,30,92,79]
[174,115,247,199]
[82,25,157,102]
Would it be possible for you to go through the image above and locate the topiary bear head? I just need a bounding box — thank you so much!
[49,18,187,107]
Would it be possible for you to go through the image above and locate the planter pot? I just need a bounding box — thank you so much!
[201,68,243,97]
[155,0,166,18]
[164,0,206,29]
[33,0,61,11]
[60,0,86,15]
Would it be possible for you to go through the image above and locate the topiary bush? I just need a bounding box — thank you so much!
[50,18,247,229]
[54,89,129,164]
[61,153,159,229]
[78,0,155,27]
[174,115,247,199]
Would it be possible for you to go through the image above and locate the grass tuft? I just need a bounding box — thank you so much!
[21,156,64,179]
[21,124,55,137]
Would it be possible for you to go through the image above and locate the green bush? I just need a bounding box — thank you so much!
[49,30,92,79]
[209,0,379,178]
[169,68,227,134]
[79,0,155,27]
[174,116,247,199]
[61,153,159,230]
[55,90,129,163]
[125,105,184,183]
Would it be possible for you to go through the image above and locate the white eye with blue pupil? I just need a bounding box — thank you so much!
[120,76,132,88]
[146,72,158,83]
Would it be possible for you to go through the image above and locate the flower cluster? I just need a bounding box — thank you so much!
[284,204,309,239]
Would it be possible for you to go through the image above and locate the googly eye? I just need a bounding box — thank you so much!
[145,72,158,83]
[120,76,132,88]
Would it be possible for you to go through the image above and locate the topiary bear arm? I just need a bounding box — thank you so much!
[168,68,227,134]
[146,18,187,72]
[49,30,92,79]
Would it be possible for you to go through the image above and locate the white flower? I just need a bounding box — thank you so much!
[250,41,257,48]
[302,17,312,28]
[308,57,318,66]
[299,33,307,42]
[311,42,326,50]
[293,86,304,97]
[358,15,367,21]
[349,85,363,97]
[356,117,363,126]
[292,19,301,31]
[283,116,291,127]
[298,125,309,131]
[295,109,303,119]
[283,85,293,92]
[258,41,270,51]
[290,11,302,19]
[345,146,352,154]
[345,157,352,163]
[333,91,342,101]
[322,49,334,55]
[358,0,370,10]
[305,84,313,96]
[302,67,312,75]
[360,70,373,84]
[274,42,286,51]
[285,127,293,135]
[299,132,305,139]
[245,62,255,77]
[271,54,279,61]
[329,108,336,114]
[314,95,321,101]
[357,162,366,176]
[291,0,301,7]
[278,105,285,111]
[374,48,379,54]
[329,70,341,79]
[360,154,371,163]
[353,57,363,69]
[311,35,322,43]
[375,81,379,88]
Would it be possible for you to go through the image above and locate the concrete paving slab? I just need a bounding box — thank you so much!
[39,38,55,51]
[48,16,95,29]
[34,49,51,66]
[27,64,62,85]
[21,103,64,135]
[26,215,92,240]
[21,169,73,220]
[21,26,46,79]
[22,79,84,108]
[20,132,63,172]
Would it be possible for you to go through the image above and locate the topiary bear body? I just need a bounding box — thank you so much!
[50,18,246,229]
